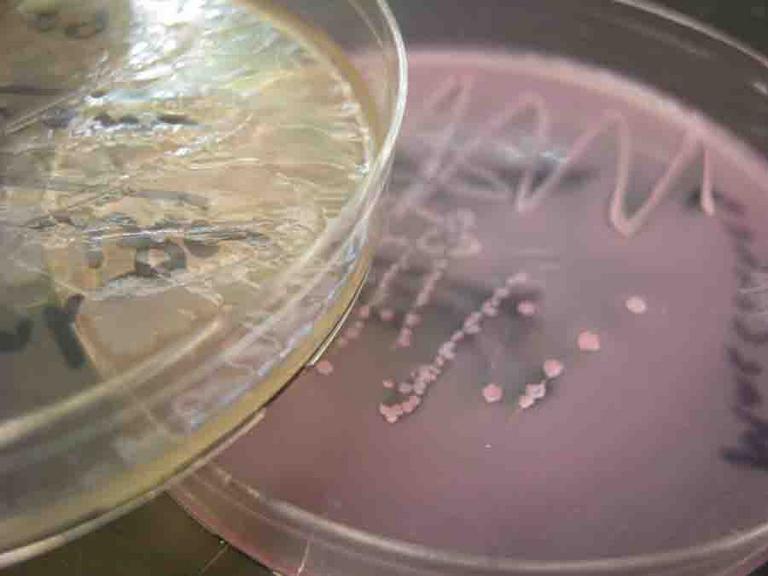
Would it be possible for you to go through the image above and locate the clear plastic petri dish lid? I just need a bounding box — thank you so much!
[174,2,768,575]
[0,0,406,565]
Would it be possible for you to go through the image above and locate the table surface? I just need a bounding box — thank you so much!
[4,1,768,575]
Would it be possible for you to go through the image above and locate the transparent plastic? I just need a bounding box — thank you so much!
[0,0,406,565]
[174,2,768,575]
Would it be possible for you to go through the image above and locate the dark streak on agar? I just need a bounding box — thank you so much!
[721,192,768,472]
[713,191,746,216]
[736,244,761,268]
[735,293,764,313]
[725,223,755,244]
[157,113,197,126]
[64,294,85,318]
[737,377,762,408]
[727,347,763,376]
[0,85,63,96]
[722,409,768,471]
[734,317,768,345]
[43,297,86,369]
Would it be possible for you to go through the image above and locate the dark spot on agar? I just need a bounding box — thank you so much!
[118,231,153,250]
[28,12,59,32]
[94,112,118,127]
[134,240,187,278]
[0,318,33,353]
[103,212,137,228]
[64,10,108,39]
[157,113,196,126]
[119,114,141,126]
[43,107,76,129]
[86,247,104,269]
[44,304,86,368]
[64,294,85,319]
[133,253,159,278]
[27,216,57,230]
[184,239,220,259]
[52,211,75,225]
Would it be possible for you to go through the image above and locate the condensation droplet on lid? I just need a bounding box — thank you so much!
[482,383,504,404]
[578,331,601,352]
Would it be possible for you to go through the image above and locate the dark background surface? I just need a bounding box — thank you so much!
[4,1,768,575]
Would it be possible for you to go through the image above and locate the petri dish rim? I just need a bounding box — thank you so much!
[175,0,768,573]
[0,0,408,453]
[0,0,407,566]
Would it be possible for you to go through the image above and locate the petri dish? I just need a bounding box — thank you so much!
[173,2,768,575]
[0,0,406,566]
